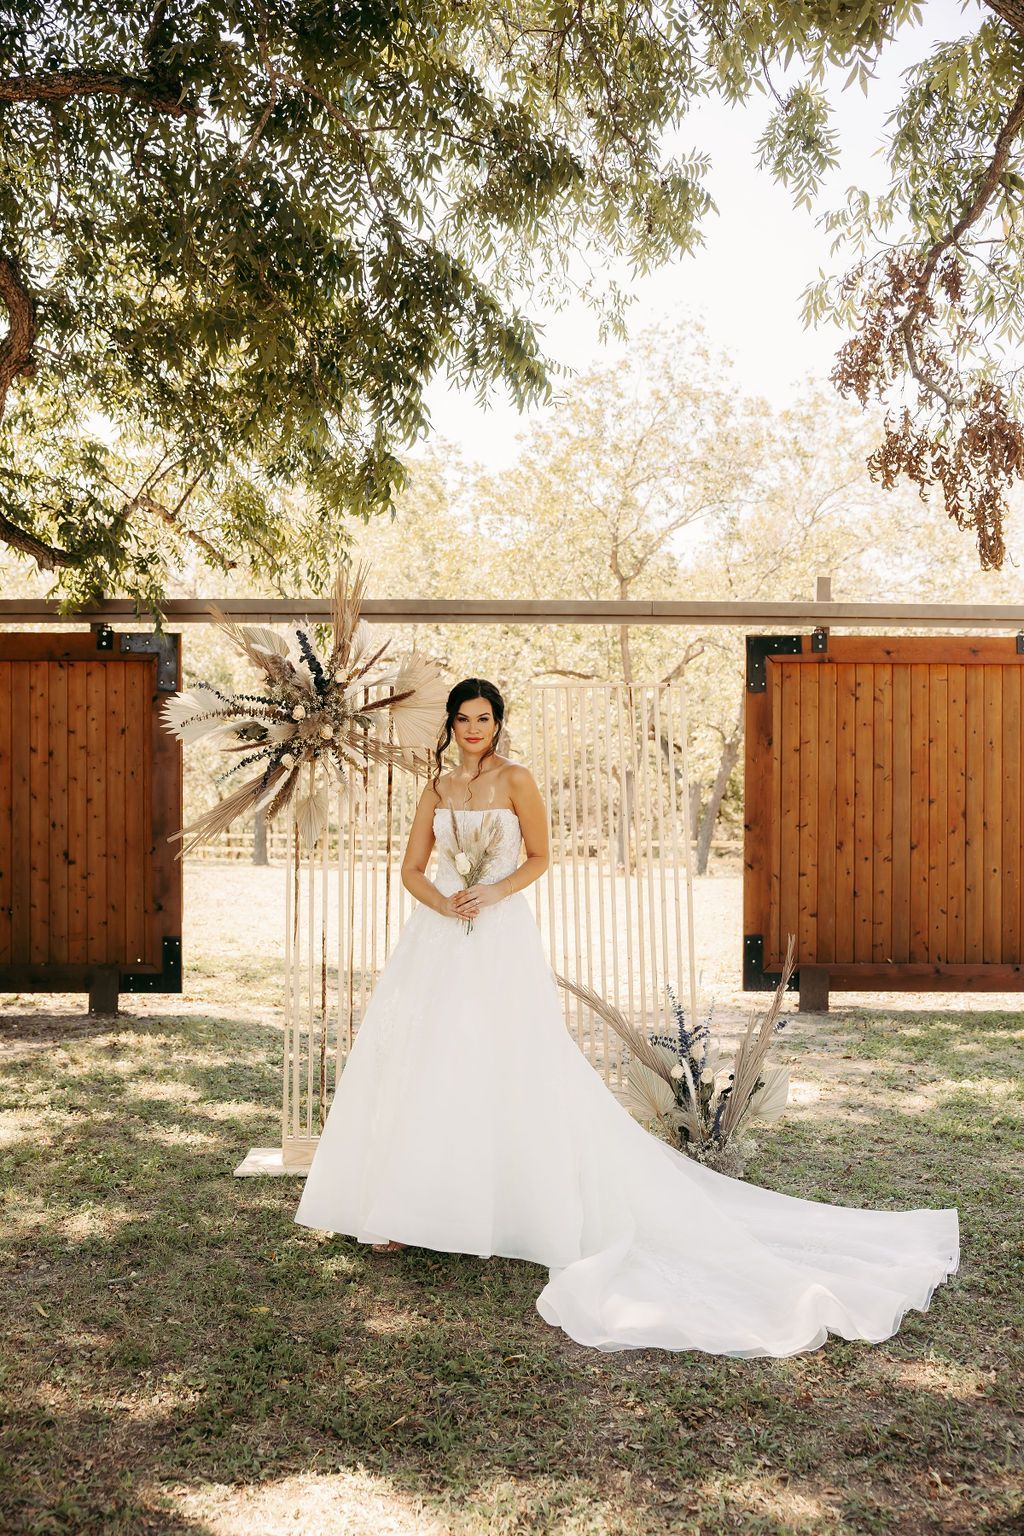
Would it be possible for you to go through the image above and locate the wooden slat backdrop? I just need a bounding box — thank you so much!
[0,634,181,989]
[745,635,1024,990]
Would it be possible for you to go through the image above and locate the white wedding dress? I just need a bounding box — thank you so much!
[294,807,960,1356]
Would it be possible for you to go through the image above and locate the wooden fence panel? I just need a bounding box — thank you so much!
[0,631,182,1006]
[744,634,1024,999]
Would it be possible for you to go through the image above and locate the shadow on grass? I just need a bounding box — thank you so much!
[1,1005,1022,1535]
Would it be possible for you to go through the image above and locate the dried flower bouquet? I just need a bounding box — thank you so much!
[446,809,506,934]
[161,563,448,854]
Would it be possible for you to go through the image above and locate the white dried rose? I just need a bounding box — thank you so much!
[319,723,334,739]
[292,704,307,721]
[334,670,345,683]
[670,1063,685,1081]
[281,751,296,768]
[453,852,472,876]
[689,1041,703,1061]
[700,1067,716,1086]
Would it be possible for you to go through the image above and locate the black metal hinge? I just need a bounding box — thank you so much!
[745,635,802,692]
[743,934,799,993]
[122,936,182,993]
[120,632,179,691]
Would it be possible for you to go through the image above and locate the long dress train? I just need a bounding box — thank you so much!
[294,807,959,1356]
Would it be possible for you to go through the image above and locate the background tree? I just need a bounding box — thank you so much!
[350,332,1024,872]
[3,2,1024,605]
[786,3,1024,566]
[0,0,710,605]
[475,325,761,688]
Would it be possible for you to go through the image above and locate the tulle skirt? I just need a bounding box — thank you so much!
[294,891,959,1356]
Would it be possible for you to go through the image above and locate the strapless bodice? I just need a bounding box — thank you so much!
[432,807,522,896]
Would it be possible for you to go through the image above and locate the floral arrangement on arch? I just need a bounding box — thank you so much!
[558,935,796,1177]
[161,564,448,854]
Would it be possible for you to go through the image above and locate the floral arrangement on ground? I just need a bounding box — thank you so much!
[558,935,796,1177]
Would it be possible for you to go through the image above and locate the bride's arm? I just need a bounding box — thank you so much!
[503,766,550,896]
[400,786,473,918]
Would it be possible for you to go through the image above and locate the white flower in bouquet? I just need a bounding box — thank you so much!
[334,670,345,683]
[281,752,296,768]
[670,1063,685,1081]
[700,1067,716,1086]
[292,704,307,721]
[453,851,473,876]
[319,723,334,740]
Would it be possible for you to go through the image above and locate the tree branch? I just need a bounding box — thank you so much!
[985,1,1024,37]
[920,77,1024,292]
[129,492,237,570]
[659,641,704,683]
[0,509,75,569]
[0,253,36,422]
[0,68,193,117]
[532,667,600,679]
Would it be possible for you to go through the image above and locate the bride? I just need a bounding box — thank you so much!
[294,676,960,1357]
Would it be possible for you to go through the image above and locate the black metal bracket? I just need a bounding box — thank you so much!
[745,634,802,692]
[120,632,179,691]
[1017,630,1024,654]
[122,936,182,993]
[95,623,114,651]
[810,626,829,653]
[743,934,799,993]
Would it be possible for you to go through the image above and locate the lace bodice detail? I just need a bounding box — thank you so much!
[432,807,523,897]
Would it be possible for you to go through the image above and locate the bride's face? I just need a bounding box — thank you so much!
[452,697,497,759]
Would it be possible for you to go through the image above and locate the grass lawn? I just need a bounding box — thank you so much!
[1,865,1022,1535]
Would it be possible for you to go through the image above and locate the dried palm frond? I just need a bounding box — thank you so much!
[208,606,301,691]
[387,651,449,749]
[556,974,710,1137]
[556,974,678,1082]
[633,1049,704,1140]
[345,619,375,672]
[719,934,796,1139]
[624,1060,677,1127]
[741,1063,790,1130]
[335,725,433,774]
[160,686,240,745]
[355,688,414,715]
[168,768,288,859]
[293,778,330,849]
[264,764,302,823]
[326,561,371,675]
[241,626,290,659]
[346,637,392,686]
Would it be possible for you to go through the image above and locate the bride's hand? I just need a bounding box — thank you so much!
[447,883,504,920]
[440,889,484,920]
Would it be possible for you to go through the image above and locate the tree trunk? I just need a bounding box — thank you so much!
[695,703,745,875]
[688,780,701,846]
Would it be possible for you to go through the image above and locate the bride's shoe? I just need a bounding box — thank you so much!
[369,1238,406,1252]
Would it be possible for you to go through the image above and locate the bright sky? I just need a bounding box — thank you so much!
[421,0,980,468]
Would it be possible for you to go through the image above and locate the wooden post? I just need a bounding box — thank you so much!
[88,966,120,1015]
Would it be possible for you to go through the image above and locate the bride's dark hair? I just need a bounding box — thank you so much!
[430,677,505,799]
